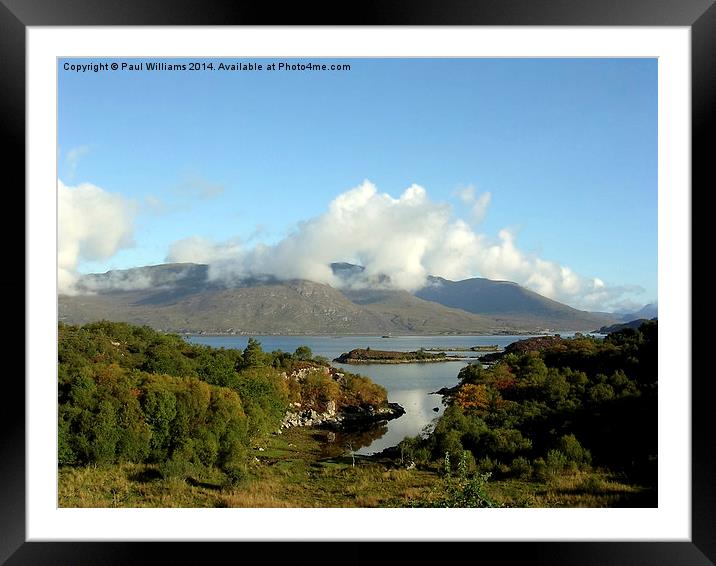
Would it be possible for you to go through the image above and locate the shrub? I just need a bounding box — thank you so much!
[588,382,615,403]
[436,429,465,463]
[435,451,500,508]
[578,475,605,493]
[557,434,592,469]
[159,451,196,480]
[340,372,387,408]
[485,428,532,457]
[533,457,549,482]
[140,379,177,460]
[142,341,196,378]
[58,416,76,466]
[195,348,240,388]
[457,362,486,385]
[294,346,313,361]
[476,456,498,474]
[222,453,248,485]
[235,368,289,437]
[545,449,568,475]
[300,371,340,412]
[510,456,533,479]
[398,436,431,464]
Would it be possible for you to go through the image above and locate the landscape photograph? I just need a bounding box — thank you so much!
[57,57,657,508]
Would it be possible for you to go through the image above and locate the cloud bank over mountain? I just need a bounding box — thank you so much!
[56,177,643,311]
[166,180,642,311]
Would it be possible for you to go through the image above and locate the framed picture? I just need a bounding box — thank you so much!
[9,0,709,563]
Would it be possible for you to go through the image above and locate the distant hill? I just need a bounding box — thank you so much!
[63,275,383,335]
[596,318,656,334]
[619,303,658,322]
[339,287,511,333]
[414,275,615,331]
[59,263,619,334]
[60,264,512,335]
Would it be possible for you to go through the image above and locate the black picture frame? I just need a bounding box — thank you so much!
[5,0,708,564]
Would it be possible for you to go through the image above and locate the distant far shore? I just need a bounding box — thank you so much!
[180,330,563,337]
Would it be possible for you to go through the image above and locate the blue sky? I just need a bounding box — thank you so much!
[58,58,657,311]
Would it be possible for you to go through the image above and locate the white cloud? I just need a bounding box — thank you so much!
[174,173,225,200]
[456,185,491,224]
[167,180,643,311]
[167,236,242,265]
[65,145,90,178]
[58,179,136,294]
[143,195,168,214]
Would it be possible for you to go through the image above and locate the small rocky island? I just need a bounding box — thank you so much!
[333,348,477,364]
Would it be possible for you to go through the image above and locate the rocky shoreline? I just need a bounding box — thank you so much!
[430,384,460,396]
[281,401,405,430]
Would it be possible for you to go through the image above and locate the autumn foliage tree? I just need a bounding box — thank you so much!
[453,383,490,411]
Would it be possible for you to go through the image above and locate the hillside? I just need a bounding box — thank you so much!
[60,266,510,334]
[619,303,658,322]
[62,278,381,334]
[596,318,656,334]
[415,276,614,330]
[59,263,618,334]
[341,288,514,334]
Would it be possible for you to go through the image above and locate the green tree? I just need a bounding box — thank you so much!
[143,341,195,377]
[141,380,178,460]
[516,352,548,389]
[195,348,240,388]
[89,399,121,464]
[588,382,615,403]
[242,338,266,367]
[458,362,486,385]
[557,434,591,468]
[294,346,313,361]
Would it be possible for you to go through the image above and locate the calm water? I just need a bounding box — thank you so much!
[186,333,599,454]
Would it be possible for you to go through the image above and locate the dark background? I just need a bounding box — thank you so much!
[3,0,710,564]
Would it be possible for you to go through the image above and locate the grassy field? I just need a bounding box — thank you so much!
[58,427,653,508]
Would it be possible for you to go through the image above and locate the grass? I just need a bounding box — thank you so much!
[58,428,438,508]
[234,428,439,507]
[58,428,654,508]
[486,470,655,508]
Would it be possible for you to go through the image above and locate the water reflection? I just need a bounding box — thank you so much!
[319,424,390,458]
[354,389,446,454]
[324,362,463,455]
[319,388,447,456]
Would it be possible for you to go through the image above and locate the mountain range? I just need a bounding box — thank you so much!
[58,262,623,335]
